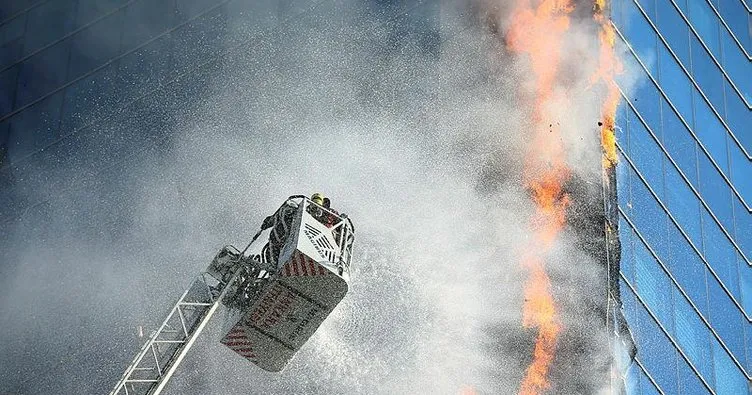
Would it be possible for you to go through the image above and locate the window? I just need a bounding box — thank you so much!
[712,339,748,394]
[620,216,636,282]
[674,287,715,387]
[0,12,25,70]
[658,46,693,123]
[75,0,128,29]
[625,0,659,77]
[664,165,702,248]
[688,0,721,55]
[718,0,752,53]
[723,79,751,155]
[739,252,752,316]
[662,101,697,186]
[733,198,752,260]
[15,39,71,109]
[668,225,709,316]
[60,65,120,136]
[692,92,728,174]
[708,275,746,369]
[68,10,123,82]
[6,92,64,164]
[120,0,176,54]
[689,36,725,117]
[697,153,733,231]
[656,0,690,66]
[629,166,668,256]
[0,65,17,116]
[701,208,739,297]
[22,0,77,57]
[635,235,674,334]
[677,355,711,394]
[637,0,657,22]
[633,78,662,142]
[115,35,173,105]
[719,26,752,104]
[628,106,664,199]
[636,301,679,394]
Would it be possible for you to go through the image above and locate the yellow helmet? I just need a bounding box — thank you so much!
[311,193,324,206]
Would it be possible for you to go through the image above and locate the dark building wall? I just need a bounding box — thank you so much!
[613,0,751,393]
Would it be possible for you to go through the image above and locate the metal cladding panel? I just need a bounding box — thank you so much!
[220,252,347,372]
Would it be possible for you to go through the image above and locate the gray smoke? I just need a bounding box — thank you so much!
[0,1,619,394]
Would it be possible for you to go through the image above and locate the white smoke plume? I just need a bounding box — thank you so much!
[0,1,623,394]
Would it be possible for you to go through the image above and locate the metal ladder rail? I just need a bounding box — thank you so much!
[110,270,241,395]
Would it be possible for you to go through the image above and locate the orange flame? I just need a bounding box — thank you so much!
[591,1,623,168]
[506,1,573,394]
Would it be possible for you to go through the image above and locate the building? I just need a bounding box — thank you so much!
[612,0,751,393]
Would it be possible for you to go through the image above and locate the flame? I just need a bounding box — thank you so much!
[506,1,573,394]
[591,1,623,168]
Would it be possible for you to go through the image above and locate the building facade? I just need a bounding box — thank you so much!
[612,0,751,393]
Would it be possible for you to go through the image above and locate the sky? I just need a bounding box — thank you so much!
[0,1,625,394]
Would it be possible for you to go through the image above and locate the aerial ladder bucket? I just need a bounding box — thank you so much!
[110,196,354,394]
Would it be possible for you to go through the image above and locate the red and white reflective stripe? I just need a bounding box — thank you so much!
[281,252,329,277]
[222,328,256,359]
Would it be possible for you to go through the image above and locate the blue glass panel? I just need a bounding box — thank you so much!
[0,35,23,71]
[633,79,662,142]
[630,167,669,259]
[746,321,752,374]
[728,141,752,204]
[701,208,740,298]
[615,101,627,144]
[635,235,674,333]
[719,26,751,104]
[658,46,692,122]
[688,0,721,55]
[624,0,659,77]
[656,0,690,66]
[15,38,71,109]
[733,198,752,261]
[620,215,636,282]
[707,275,745,364]
[75,0,128,28]
[669,222,709,316]
[690,36,725,118]
[617,150,631,207]
[662,102,697,187]
[625,362,640,394]
[68,10,123,81]
[678,356,711,395]
[168,6,229,80]
[636,301,680,394]
[641,370,662,395]
[5,91,64,164]
[22,0,77,56]
[621,278,638,325]
[628,106,664,198]
[664,164,702,248]
[674,287,715,386]
[718,0,751,52]
[175,0,219,22]
[0,12,25,46]
[0,65,17,116]
[60,65,120,135]
[712,340,747,394]
[697,153,734,230]
[120,0,176,54]
[637,0,656,22]
[693,92,729,174]
[115,35,172,104]
[723,79,751,155]
[674,0,689,15]
[740,252,752,315]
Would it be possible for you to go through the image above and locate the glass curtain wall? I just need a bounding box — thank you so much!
[612,0,752,393]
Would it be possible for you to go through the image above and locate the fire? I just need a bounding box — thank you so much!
[591,1,623,168]
[506,1,573,394]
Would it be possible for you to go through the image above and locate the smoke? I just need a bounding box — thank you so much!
[0,1,619,394]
